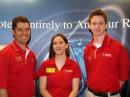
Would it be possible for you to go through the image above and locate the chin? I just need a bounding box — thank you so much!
[20,41,28,44]
[94,32,104,36]
[55,52,65,56]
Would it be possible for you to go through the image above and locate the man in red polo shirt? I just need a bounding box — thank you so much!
[84,9,129,97]
[0,16,37,97]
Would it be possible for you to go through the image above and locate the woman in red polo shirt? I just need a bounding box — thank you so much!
[38,33,81,97]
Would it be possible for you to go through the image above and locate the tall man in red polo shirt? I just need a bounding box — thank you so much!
[84,9,129,97]
[0,16,37,97]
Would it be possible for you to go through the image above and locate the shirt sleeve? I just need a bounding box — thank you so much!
[84,46,89,76]
[38,61,47,76]
[72,61,81,78]
[0,52,10,88]
[118,45,129,81]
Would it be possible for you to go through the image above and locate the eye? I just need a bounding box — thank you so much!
[17,28,23,32]
[16,28,30,32]
[91,22,96,25]
[99,22,104,25]
[25,28,30,32]
[59,41,64,44]
[53,42,57,45]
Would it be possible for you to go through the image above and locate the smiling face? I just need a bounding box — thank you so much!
[53,36,68,56]
[12,22,31,45]
[89,15,108,37]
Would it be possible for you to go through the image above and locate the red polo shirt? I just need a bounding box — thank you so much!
[38,57,81,97]
[0,40,37,97]
[84,34,129,92]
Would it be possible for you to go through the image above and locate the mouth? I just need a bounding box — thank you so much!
[22,35,29,40]
[94,29,100,32]
[55,49,62,51]
[93,30,101,33]
[55,48,63,52]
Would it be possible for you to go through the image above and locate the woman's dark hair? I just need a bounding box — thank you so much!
[49,33,70,58]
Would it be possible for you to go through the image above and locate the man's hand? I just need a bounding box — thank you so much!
[0,89,8,97]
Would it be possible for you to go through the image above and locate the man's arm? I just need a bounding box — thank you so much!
[0,89,8,97]
[120,81,125,88]
[0,52,10,97]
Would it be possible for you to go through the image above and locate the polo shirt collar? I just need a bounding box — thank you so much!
[50,57,71,66]
[12,40,29,53]
[90,33,110,48]
[101,34,110,47]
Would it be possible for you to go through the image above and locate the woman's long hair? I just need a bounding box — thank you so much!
[49,33,70,58]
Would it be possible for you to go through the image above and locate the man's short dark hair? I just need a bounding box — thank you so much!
[88,9,108,24]
[12,16,30,30]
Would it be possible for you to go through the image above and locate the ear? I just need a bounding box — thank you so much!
[88,22,90,29]
[11,29,15,35]
[88,23,92,32]
[88,22,92,31]
[66,43,68,49]
[105,23,108,29]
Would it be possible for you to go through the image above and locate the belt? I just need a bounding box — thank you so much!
[88,88,119,97]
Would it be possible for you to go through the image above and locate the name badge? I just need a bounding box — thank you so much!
[46,68,55,73]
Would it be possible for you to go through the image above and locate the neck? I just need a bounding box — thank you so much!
[93,32,106,44]
[15,40,26,51]
[55,54,66,61]
[55,54,66,71]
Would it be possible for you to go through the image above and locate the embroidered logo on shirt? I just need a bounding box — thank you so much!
[65,69,73,73]
[31,58,34,63]
[88,55,92,60]
[103,53,112,58]
[46,68,55,73]
[16,55,23,63]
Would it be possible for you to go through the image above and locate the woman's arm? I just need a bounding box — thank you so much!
[68,78,80,97]
[39,76,52,97]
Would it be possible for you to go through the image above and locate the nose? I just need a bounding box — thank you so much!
[95,24,100,28]
[22,30,26,35]
[56,43,60,47]
[22,29,30,35]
